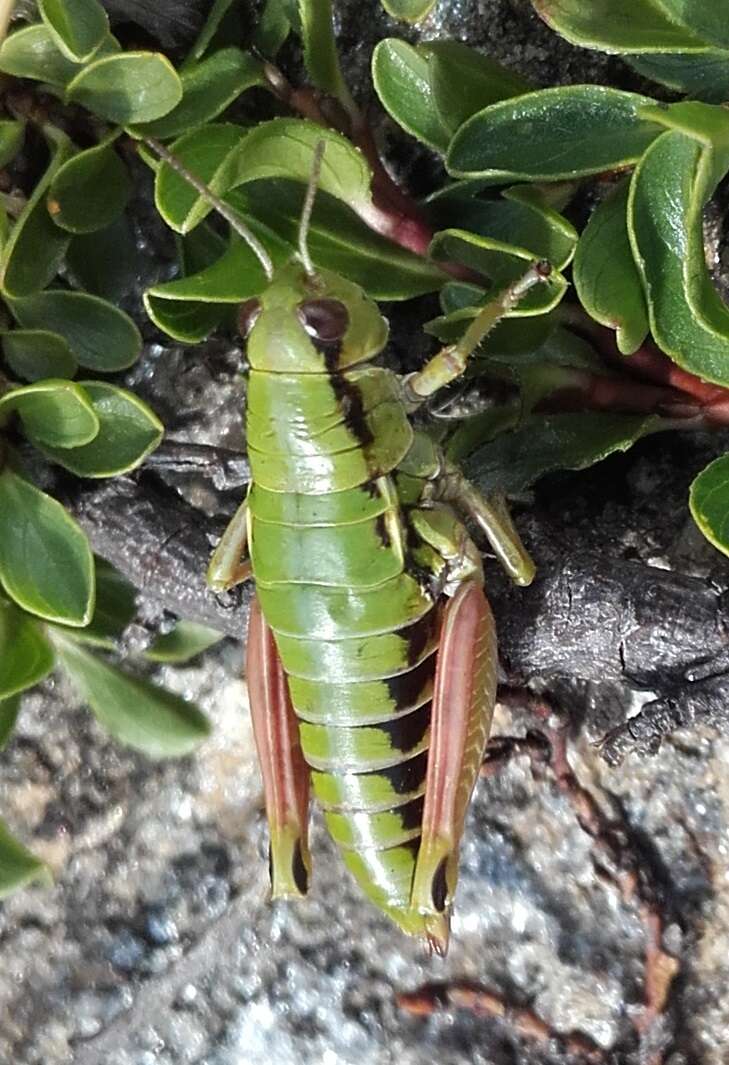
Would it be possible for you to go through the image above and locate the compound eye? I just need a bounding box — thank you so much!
[238,298,262,338]
[297,298,349,344]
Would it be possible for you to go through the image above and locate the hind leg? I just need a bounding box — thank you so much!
[247,596,312,899]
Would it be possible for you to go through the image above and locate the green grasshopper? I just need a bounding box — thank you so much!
[149,137,548,954]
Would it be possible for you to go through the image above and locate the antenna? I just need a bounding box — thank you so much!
[298,140,326,277]
[143,135,274,281]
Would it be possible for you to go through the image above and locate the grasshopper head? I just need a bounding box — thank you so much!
[242,262,388,373]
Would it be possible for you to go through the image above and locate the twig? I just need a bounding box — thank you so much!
[482,694,681,1063]
[397,982,605,1062]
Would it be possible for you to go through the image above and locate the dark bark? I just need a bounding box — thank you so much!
[64,433,729,763]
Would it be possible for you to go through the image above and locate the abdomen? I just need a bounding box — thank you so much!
[248,474,443,928]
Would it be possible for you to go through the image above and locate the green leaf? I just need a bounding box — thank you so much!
[144,292,228,343]
[371,39,449,153]
[627,50,729,102]
[0,468,94,626]
[40,382,163,476]
[253,119,367,201]
[448,86,660,181]
[54,635,211,757]
[573,177,649,355]
[153,122,247,232]
[2,330,77,381]
[656,0,729,50]
[39,0,109,62]
[177,222,227,276]
[0,819,48,898]
[67,216,139,301]
[9,290,142,372]
[0,695,21,750]
[690,454,729,556]
[146,621,223,663]
[628,127,729,385]
[155,120,376,237]
[230,180,446,298]
[299,0,353,108]
[188,0,240,60]
[148,230,285,303]
[0,121,24,170]
[48,139,131,234]
[424,40,531,134]
[50,558,136,649]
[381,0,435,20]
[0,24,83,86]
[133,48,264,140]
[254,0,292,56]
[67,52,183,124]
[431,186,577,271]
[530,0,709,53]
[463,412,660,494]
[0,599,54,700]
[0,379,99,448]
[0,128,74,299]
[430,228,567,316]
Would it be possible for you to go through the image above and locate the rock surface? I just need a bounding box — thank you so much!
[2,2,729,1064]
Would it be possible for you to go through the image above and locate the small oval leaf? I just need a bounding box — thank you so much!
[430,228,567,316]
[448,86,660,181]
[381,0,436,21]
[2,330,77,381]
[425,40,531,134]
[657,0,729,50]
[0,24,83,85]
[530,0,709,53]
[146,621,223,663]
[9,290,142,372]
[0,128,74,298]
[0,599,55,700]
[66,52,183,124]
[40,382,163,477]
[628,129,729,385]
[431,186,577,271]
[39,0,109,62]
[463,412,660,494]
[0,379,99,448]
[627,50,729,103]
[0,468,94,626]
[133,48,264,140]
[67,216,139,301]
[371,39,449,153]
[299,0,353,107]
[690,454,729,557]
[574,177,649,354]
[54,635,212,758]
[230,180,446,299]
[48,139,132,234]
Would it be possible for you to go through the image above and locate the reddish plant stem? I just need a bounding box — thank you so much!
[267,64,729,427]
[262,64,473,271]
[397,982,605,1062]
[563,311,729,422]
[481,693,680,1064]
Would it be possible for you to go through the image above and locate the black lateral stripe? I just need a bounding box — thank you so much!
[327,370,375,449]
[358,749,429,795]
[347,701,431,761]
[384,651,437,711]
[403,606,439,667]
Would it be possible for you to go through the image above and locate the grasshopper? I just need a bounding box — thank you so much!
[149,136,548,953]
